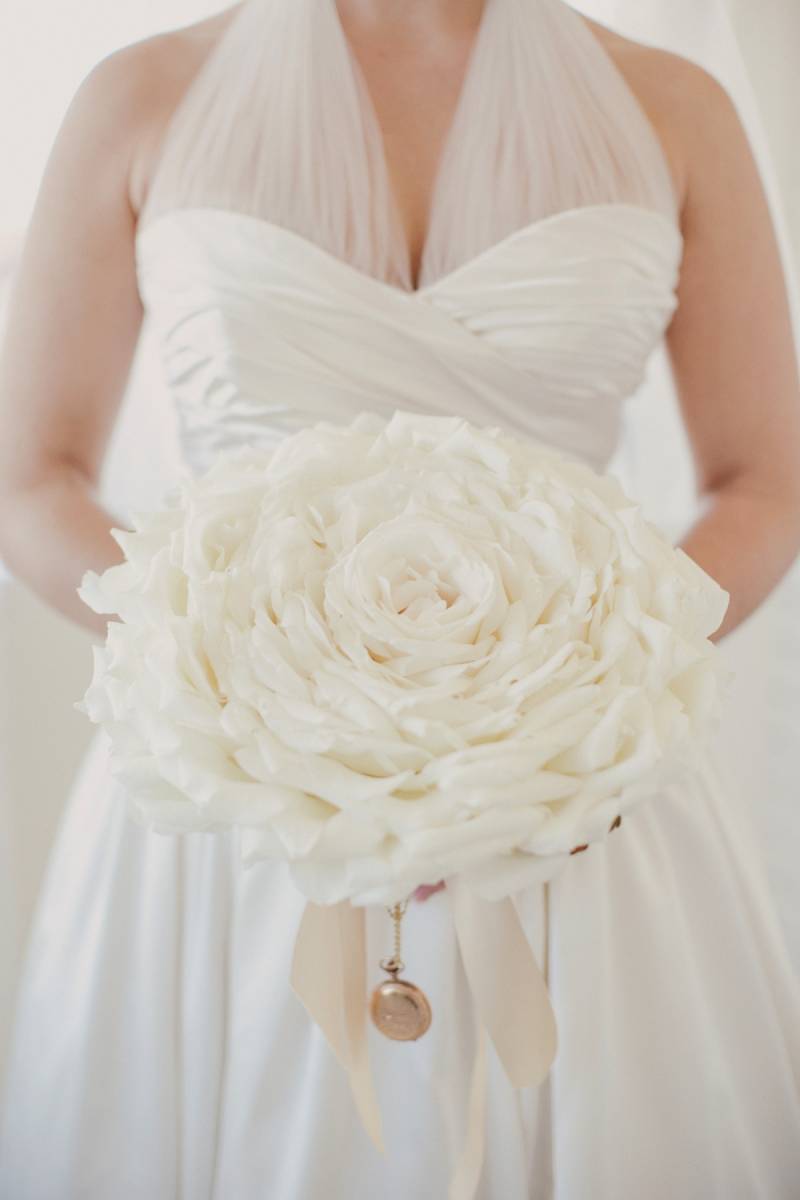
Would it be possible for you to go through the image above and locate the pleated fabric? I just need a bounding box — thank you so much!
[139,0,679,292]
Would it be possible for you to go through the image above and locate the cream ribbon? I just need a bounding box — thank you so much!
[290,875,557,1198]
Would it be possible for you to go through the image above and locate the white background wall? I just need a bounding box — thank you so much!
[1,1,224,238]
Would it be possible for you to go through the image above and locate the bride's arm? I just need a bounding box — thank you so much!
[0,42,171,637]
[661,60,800,642]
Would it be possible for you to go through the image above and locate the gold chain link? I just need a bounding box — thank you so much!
[380,898,408,976]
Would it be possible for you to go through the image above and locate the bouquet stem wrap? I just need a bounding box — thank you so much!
[290,878,557,1199]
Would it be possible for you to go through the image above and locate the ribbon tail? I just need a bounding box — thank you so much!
[445,876,558,1200]
[447,1013,488,1200]
[290,898,385,1153]
[448,875,558,1087]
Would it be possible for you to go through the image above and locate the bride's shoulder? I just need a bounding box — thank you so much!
[581,13,735,105]
[73,5,238,111]
[580,16,745,209]
[71,4,243,214]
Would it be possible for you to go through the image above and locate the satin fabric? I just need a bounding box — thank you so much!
[133,203,682,477]
[2,728,799,1197]
[2,199,800,1197]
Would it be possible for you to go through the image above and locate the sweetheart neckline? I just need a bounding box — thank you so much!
[135,201,684,302]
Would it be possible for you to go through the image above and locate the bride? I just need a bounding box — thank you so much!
[1,1,799,1196]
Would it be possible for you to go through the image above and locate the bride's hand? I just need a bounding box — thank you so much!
[413,881,446,902]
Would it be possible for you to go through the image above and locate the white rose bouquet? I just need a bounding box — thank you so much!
[79,409,730,908]
[78,409,732,1184]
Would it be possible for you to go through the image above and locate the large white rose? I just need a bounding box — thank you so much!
[78,410,731,905]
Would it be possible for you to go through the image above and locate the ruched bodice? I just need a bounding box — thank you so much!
[135,202,683,476]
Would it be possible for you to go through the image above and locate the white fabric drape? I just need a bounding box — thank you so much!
[139,0,679,288]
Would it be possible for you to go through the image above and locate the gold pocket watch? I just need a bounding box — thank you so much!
[369,898,432,1041]
[369,815,623,1041]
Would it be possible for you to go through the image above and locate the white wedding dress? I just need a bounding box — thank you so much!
[2,1,800,1197]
